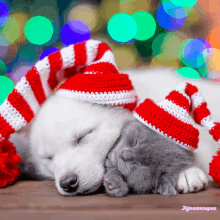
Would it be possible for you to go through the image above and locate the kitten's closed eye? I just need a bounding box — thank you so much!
[127,137,138,147]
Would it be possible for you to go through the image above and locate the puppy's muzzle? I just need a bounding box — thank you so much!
[60,174,78,193]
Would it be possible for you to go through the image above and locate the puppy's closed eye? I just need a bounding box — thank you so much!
[75,129,93,144]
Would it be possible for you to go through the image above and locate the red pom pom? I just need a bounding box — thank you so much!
[209,148,220,186]
[0,139,22,187]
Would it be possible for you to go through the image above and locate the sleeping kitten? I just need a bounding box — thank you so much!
[103,119,197,197]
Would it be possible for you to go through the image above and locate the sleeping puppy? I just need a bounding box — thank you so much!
[10,95,134,195]
[104,119,200,197]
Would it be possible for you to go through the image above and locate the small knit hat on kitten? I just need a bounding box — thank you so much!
[134,82,220,150]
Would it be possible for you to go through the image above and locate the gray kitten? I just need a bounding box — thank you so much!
[103,119,195,197]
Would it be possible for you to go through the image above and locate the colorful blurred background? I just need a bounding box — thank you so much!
[0,0,220,104]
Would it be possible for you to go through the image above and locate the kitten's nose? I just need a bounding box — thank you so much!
[60,174,78,193]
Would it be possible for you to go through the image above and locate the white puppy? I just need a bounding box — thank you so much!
[11,95,133,195]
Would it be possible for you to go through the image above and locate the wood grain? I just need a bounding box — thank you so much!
[0,181,219,219]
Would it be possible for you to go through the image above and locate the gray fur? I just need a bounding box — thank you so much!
[104,119,195,197]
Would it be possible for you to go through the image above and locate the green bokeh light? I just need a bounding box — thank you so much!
[198,67,208,78]
[0,60,7,75]
[24,16,54,45]
[107,13,138,43]
[119,0,131,2]
[160,0,195,16]
[170,0,197,7]
[132,11,156,41]
[178,39,191,67]
[176,67,201,79]
[0,75,14,105]
[152,33,181,61]
[1,17,20,45]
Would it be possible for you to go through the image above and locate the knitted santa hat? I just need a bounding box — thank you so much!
[134,82,220,185]
[0,39,138,187]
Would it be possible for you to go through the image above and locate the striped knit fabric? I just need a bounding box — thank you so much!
[134,82,220,151]
[0,40,138,141]
[55,72,137,110]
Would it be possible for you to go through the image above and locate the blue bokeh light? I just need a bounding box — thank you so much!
[157,4,186,31]
[162,1,186,19]
[183,38,212,69]
[0,1,9,27]
[61,20,91,46]
[39,47,60,60]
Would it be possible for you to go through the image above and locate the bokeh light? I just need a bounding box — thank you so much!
[0,0,216,83]
[1,17,20,45]
[120,0,154,15]
[157,4,186,31]
[40,47,59,60]
[179,38,212,69]
[24,16,54,45]
[162,1,186,19]
[107,13,137,43]
[61,20,91,46]
[19,44,40,64]
[132,11,156,41]
[10,65,31,82]
[67,4,99,33]
[184,7,200,25]
[150,56,182,69]
[42,21,59,47]
[198,67,208,78]
[0,59,6,75]
[208,71,220,80]
[0,1,9,26]
[2,42,18,64]
[100,0,120,21]
[0,34,8,59]
[0,75,14,105]
[10,12,30,43]
[176,67,201,79]
[206,26,220,50]
[113,45,139,69]
[178,38,191,67]
[169,0,198,7]
[152,32,182,61]
[207,48,220,72]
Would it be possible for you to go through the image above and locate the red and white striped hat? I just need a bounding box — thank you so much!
[134,82,220,151]
[0,39,138,141]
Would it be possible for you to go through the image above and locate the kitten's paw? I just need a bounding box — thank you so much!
[103,174,129,197]
[157,176,178,196]
[177,167,208,194]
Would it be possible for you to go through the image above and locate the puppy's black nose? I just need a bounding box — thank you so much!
[60,174,78,193]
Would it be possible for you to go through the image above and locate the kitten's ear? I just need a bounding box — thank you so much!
[123,120,143,147]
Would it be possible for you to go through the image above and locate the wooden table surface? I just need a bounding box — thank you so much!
[0,181,219,220]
